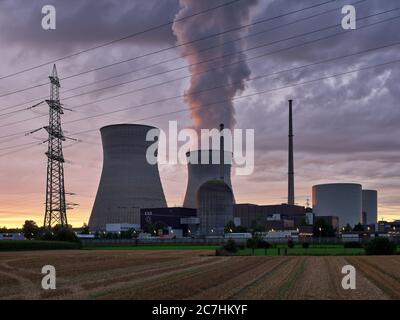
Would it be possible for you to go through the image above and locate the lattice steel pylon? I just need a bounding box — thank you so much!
[43,64,68,228]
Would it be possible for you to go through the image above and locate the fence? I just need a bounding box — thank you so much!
[81,236,400,246]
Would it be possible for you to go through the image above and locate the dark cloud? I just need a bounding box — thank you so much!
[0,0,180,49]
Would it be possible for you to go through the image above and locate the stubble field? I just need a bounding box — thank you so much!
[0,249,399,300]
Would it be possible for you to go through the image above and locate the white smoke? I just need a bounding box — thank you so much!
[172,0,258,131]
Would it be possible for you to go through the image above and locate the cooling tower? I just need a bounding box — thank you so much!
[362,189,378,224]
[89,124,167,231]
[183,150,234,208]
[312,183,362,227]
[197,180,234,236]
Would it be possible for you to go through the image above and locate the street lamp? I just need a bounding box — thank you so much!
[319,227,322,242]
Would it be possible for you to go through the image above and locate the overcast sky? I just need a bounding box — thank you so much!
[0,0,399,227]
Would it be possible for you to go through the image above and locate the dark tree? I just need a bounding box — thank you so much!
[313,218,334,237]
[22,220,39,240]
[353,223,364,232]
[81,223,90,234]
[343,224,353,232]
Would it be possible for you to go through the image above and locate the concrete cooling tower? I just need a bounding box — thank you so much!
[312,183,362,227]
[89,124,167,231]
[362,189,378,224]
[183,150,234,209]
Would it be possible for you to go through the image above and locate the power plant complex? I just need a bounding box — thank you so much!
[88,100,379,237]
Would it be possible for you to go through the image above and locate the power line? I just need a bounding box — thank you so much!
[63,0,364,91]
[67,58,400,135]
[0,14,399,143]
[0,4,394,121]
[0,0,243,81]
[1,56,398,157]
[0,140,43,152]
[61,9,399,104]
[64,42,400,126]
[0,0,343,102]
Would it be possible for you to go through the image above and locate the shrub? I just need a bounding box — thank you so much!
[343,241,363,248]
[0,240,81,251]
[246,238,258,255]
[287,240,295,248]
[38,230,55,241]
[223,240,238,253]
[258,240,271,249]
[54,228,80,243]
[365,237,397,255]
[302,242,310,249]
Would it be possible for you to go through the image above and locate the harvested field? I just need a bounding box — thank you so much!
[0,250,397,300]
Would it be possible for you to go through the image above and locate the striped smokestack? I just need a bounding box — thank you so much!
[288,100,295,205]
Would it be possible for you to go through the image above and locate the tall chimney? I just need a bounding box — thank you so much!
[219,123,225,181]
[288,100,295,205]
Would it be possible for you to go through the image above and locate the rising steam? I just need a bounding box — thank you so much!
[172,0,257,131]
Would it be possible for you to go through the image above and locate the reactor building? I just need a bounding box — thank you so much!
[362,189,378,225]
[88,124,167,231]
[183,149,234,209]
[312,183,363,227]
[197,179,234,236]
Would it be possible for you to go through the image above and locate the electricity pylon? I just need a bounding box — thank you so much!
[43,64,68,228]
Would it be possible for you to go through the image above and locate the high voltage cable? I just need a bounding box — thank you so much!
[69,57,400,138]
[1,54,398,156]
[0,4,393,120]
[0,0,243,81]
[0,8,398,139]
[0,1,349,115]
[0,0,343,100]
[60,9,400,103]
[0,15,398,142]
[0,8,398,129]
[63,57,400,128]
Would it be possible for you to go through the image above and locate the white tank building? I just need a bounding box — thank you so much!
[183,149,234,208]
[312,183,362,227]
[89,124,167,231]
[362,189,378,224]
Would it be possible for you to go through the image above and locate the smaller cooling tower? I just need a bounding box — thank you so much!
[183,150,234,208]
[362,190,378,224]
[197,180,234,236]
[89,124,167,231]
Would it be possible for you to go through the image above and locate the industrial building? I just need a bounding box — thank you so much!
[89,124,167,231]
[312,183,363,227]
[362,189,378,225]
[234,203,307,229]
[314,216,339,232]
[312,183,379,227]
[140,207,197,237]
